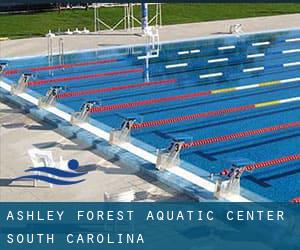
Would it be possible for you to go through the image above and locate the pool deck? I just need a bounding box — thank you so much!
[0,14,299,202]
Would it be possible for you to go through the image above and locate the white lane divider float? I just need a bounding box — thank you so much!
[165,63,188,69]
[177,51,189,55]
[200,72,223,79]
[243,67,264,73]
[282,49,300,54]
[283,61,300,67]
[218,45,235,51]
[280,96,300,103]
[177,49,200,55]
[190,49,201,54]
[208,58,228,63]
[252,41,270,46]
[285,38,300,43]
[209,77,300,94]
[247,53,265,58]
[137,54,159,60]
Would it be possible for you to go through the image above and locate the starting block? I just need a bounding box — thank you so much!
[11,73,32,95]
[38,86,65,108]
[109,114,143,145]
[214,158,254,199]
[71,101,99,124]
[0,62,7,74]
[156,135,192,170]
[214,170,241,199]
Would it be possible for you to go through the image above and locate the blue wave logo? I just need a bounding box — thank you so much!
[13,159,86,185]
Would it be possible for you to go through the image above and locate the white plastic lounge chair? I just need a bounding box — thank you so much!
[27,148,67,188]
[28,148,55,187]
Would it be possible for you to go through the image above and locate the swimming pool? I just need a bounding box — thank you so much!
[1,28,300,202]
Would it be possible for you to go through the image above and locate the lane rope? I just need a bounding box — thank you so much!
[219,154,300,179]
[291,197,300,203]
[3,59,118,75]
[131,96,300,129]
[57,78,177,98]
[28,68,143,86]
[242,154,300,172]
[91,90,212,112]
[133,105,254,129]
[90,77,300,113]
[182,121,300,148]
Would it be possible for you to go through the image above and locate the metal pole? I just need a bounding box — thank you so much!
[47,37,50,69]
[130,4,134,29]
[127,4,131,30]
[47,36,53,76]
[59,38,64,69]
[159,3,162,27]
[58,38,61,65]
[61,38,63,63]
[50,38,53,75]
[94,4,97,32]
[141,3,148,32]
[155,4,158,27]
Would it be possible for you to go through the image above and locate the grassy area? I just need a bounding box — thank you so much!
[0,4,299,38]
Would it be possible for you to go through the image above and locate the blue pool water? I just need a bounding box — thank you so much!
[2,28,300,201]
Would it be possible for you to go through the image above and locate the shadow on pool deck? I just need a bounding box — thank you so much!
[0,178,49,188]
[0,108,24,114]
[2,122,53,130]
[76,162,138,175]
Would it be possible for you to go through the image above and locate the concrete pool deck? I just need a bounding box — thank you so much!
[0,14,299,201]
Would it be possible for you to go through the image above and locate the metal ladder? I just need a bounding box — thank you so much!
[58,38,65,69]
[47,36,54,75]
[47,36,65,75]
[144,27,160,81]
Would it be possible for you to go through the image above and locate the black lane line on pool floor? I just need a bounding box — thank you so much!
[244,175,272,188]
